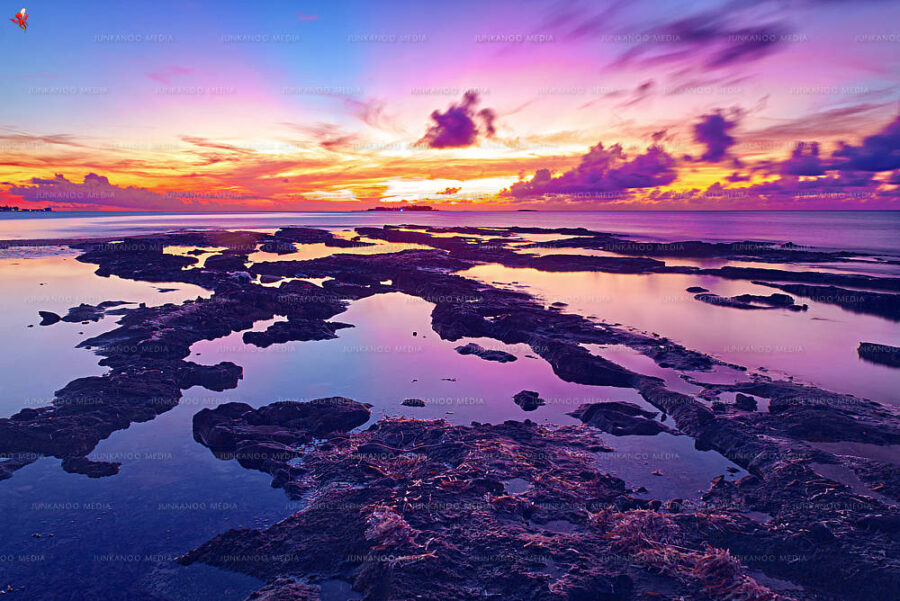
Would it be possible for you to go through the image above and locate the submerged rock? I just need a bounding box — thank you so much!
[454,342,517,363]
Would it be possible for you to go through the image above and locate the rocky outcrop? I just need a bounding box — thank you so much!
[192,398,371,471]
[181,402,790,601]
[512,390,544,411]
[243,319,352,348]
[858,342,900,368]
[568,401,670,436]
[694,292,807,312]
[38,310,61,325]
[757,282,900,321]
[454,342,517,363]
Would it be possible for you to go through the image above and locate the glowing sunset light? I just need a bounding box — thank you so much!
[1,0,898,211]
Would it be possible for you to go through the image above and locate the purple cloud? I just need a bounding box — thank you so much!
[780,142,827,176]
[832,114,900,172]
[693,111,739,162]
[419,91,497,149]
[502,142,677,199]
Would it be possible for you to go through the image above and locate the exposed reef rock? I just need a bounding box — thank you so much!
[512,389,544,411]
[193,399,371,471]
[454,342,517,363]
[694,292,807,312]
[734,393,758,411]
[183,397,900,601]
[271,227,373,248]
[243,319,352,348]
[38,310,61,325]
[38,301,131,326]
[858,342,900,368]
[181,399,793,601]
[757,282,900,321]
[569,401,671,436]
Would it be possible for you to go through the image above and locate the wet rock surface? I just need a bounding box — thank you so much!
[181,398,799,601]
[569,401,671,436]
[243,318,353,348]
[858,342,900,368]
[454,342,517,363]
[182,396,900,601]
[512,389,545,411]
[193,398,371,471]
[38,310,61,325]
[757,282,900,321]
[694,292,807,312]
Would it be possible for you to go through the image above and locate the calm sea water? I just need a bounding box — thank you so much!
[0,211,897,600]
[2,210,899,256]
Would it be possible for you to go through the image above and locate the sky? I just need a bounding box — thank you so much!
[1,0,899,211]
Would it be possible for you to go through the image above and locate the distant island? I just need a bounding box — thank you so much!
[367,205,436,212]
[0,206,52,213]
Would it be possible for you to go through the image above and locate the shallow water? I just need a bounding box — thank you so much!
[460,264,900,405]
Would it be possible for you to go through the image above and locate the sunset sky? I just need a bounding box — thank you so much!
[1,0,899,211]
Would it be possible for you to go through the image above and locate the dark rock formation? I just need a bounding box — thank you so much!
[757,282,900,321]
[61,301,130,323]
[38,310,61,325]
[182,403,788,601]
[454,342,517,363]
[61,456,121,478]
[272,227,372,248]
[694,292,807,312]
[734,393,758,411]
[242,319,352,348]
[733,292,796,307]
[513,390,544,411]
[858,342,900,368]
[204,252,249,272]
[193,398,371,471]
[568,402,670,436]
[401,398,425,407]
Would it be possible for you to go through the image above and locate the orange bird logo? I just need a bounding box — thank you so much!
[10,8,27,32]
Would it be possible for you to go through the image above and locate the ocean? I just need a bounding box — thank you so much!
[2,210,899,256]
